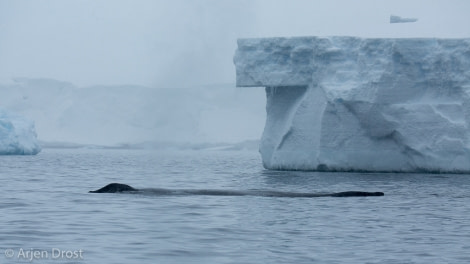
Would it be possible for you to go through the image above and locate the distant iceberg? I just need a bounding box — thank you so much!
[0,78,265,147]
[234,36,470,173]
[0,108,41,155]
[390,15,418,23]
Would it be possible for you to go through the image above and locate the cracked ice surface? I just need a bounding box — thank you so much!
[234,36,470,172]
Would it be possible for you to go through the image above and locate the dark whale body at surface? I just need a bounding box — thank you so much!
[90,183,384,197]
[89,183,138,193]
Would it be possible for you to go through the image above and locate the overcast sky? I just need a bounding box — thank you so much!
[1,0,469,87]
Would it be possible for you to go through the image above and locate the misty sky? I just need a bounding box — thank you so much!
[1,0,469,88]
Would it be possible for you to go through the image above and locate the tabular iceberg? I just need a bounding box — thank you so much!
[0,108,41,155]
[234,36,470,172]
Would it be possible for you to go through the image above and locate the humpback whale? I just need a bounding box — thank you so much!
[90,183,384,197]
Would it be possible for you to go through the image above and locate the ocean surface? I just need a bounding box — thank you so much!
[1,148,469,263]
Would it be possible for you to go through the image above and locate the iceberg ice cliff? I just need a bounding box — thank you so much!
[0,108,41,155]
[234,36,470,172]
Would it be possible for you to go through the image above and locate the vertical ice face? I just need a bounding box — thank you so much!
[0,108,41,155]
[234,36,470,172]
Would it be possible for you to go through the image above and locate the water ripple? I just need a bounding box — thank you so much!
[1,149,470,263]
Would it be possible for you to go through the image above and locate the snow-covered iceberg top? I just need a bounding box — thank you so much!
[0,108,41,155]
[234,36,470,173]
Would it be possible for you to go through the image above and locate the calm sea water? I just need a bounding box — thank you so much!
[1,148,469,263]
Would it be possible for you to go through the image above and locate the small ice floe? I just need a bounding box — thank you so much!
[390,15,418,23]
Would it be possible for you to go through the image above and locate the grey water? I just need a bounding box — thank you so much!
[1,149,469,264]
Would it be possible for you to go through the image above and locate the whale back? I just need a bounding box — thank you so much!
[89,183,138,193]
[329,191,384,197]
[90,183,384,197]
